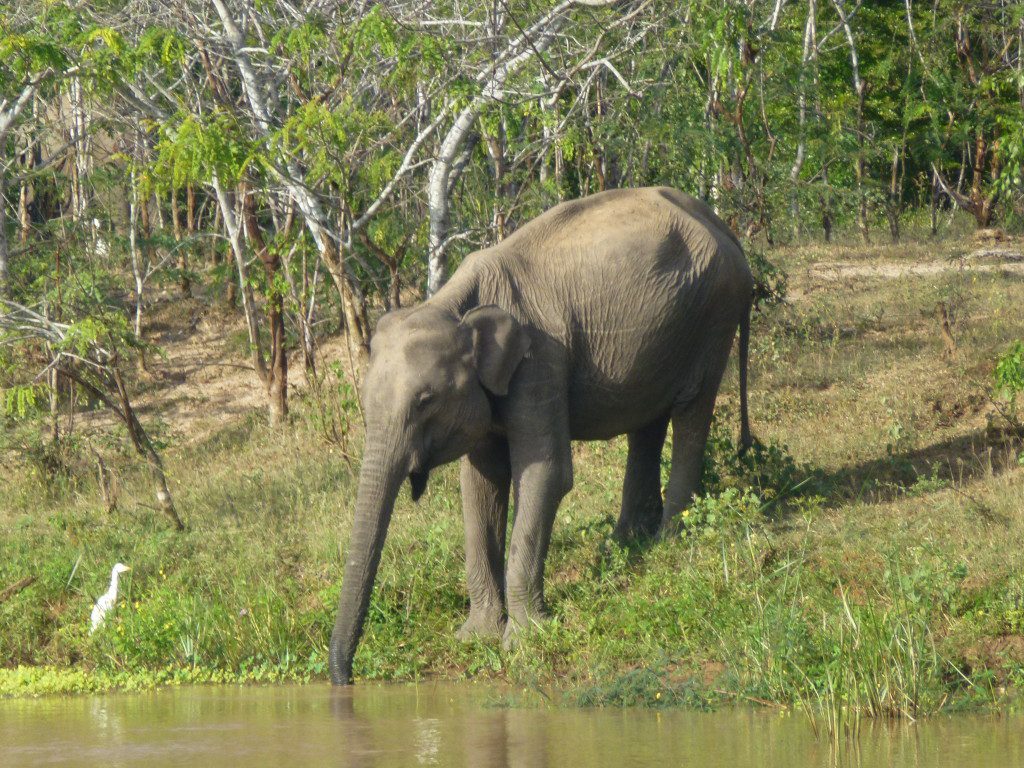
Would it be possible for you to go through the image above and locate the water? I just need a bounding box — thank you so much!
[1,683,1021,768]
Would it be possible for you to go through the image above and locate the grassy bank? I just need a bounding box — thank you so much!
[2,238,1023,724]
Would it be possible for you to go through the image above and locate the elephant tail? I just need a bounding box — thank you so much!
[738,297,753,456]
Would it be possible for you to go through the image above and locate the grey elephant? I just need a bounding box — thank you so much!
[329,187,753,684]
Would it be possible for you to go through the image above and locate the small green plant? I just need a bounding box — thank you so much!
[574,666,714,709]
[1,383,47,419]
[747,248,789,311]
[907,463,950,496]
[702,412,814,508]
[994,341,1024,399]
[299,361,361,457]
[678,488,764,539]
[989,341,1024,430]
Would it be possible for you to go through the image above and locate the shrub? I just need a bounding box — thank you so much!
[748,248,789,311]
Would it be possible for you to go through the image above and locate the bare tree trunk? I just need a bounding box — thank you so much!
[111,365,183,531]
[821,164,833,242]
[18,106,36,246]
[0,71,47,292]
[0,171,8,298]
[213,176,264,374]
[242,185,288,426]
[128,167,145,346]
[424,0,614,295]
[833,0,870,243]
[483,119,509,241]
[94,448,116,513]
[322,215,369,370]
[887,145,903,243]
[68,77,87,223]
[209,203,222,267]
[789,0,816,239]
[971,129,995,228]
[171,186,191,296]
[280,243,317,377]
[211,0,367,323]
[48,353,60,444]
[931,133,1000,230]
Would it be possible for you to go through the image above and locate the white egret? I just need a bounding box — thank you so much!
[89,563,131,634]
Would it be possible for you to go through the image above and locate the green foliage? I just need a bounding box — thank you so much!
[133,26,188,74]
[677,488,764,539]
[574,666,714,709]
[748,249,789,311]
[2,384,45,419]
[994,341,1024,400]
[703,414,813,507]
[350,6,397,59]
[154,112,255,188]
[298,362,361,452]
[0,30,66,77]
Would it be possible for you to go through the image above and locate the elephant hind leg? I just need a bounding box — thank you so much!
[660,329,737,533]
[660,391,718,534]
[614,415,669,541]
[458,434,511,641]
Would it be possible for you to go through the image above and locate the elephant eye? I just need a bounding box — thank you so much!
[416,390,434,409]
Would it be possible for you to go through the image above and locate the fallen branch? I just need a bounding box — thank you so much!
[0,576,37,605]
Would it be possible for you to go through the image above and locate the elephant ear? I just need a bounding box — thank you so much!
[462,305,531,396]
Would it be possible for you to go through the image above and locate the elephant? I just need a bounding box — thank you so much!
[329,186,753,684]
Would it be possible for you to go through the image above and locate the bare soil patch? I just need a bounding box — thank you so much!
[802,247,1024,284]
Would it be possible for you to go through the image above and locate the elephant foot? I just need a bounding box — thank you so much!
[658,511,685,540]
[613,518,660,544]
[502,609,552,650]
[456,612,506,642]
[614,503,663,543]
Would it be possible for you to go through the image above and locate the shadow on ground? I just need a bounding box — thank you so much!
[817,424,1023,508]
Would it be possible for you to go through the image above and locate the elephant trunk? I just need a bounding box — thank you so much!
[329,433,406,684]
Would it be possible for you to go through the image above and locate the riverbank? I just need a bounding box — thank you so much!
[2,238,1023,721]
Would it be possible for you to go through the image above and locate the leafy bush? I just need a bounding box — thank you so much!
[677,488,764,539]
[991,341,1024,431]
[702,412,815,507]
[298,361,362,456]
[748,248,789,311]
[994,341,1024,400]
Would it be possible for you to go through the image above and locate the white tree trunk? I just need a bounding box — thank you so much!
[424,0,620,296]
[789,0,817,238]
[0,172,8,297]
[68,76,91,223]
[212,175,263,370]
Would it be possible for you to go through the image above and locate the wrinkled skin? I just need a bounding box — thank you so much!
[330,187,754,684]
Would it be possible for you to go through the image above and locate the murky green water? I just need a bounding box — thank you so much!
[1,683,1021,767]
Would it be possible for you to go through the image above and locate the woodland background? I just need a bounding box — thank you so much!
[4,1,1023,468]
[3,3,1024,711]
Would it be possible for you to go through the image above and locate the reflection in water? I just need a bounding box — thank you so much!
[1,683,1021,768]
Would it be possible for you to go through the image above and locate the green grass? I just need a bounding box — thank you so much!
[2,237,1023,735]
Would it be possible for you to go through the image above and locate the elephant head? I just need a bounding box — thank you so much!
[329,304,530,684]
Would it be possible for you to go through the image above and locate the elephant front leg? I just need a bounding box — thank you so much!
[503,448,573,647]
[458,434,511,641]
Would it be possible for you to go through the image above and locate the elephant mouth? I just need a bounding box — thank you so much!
[409,469,429,501]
